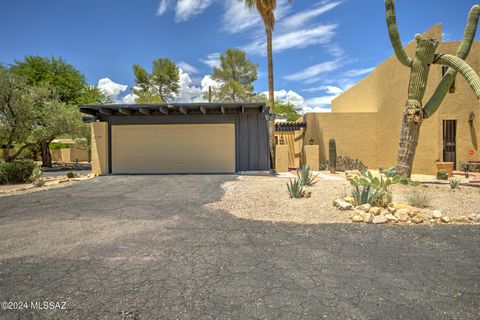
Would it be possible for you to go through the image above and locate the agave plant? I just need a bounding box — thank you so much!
[352,184,381,206]
[287,178,304,199]
[297,166,318,187]
[449,178,460,189]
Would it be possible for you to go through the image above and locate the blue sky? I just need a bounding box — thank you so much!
[0,0,478,111]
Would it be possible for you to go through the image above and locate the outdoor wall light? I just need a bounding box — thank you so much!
[309,138,314,145]
[279,136,284,145]
[469,111,476,125]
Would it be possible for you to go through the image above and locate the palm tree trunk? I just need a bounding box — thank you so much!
[266,27,276,170]
[395,106,422,177]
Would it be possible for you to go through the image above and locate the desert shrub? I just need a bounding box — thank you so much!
[320,156,367,172]
[297,166,318,187]
[449,178,460,189]
[436,169,448,180]
[287,178,304,199]
[405,189,431,208]
[49,143,68,150]
[0,161,41,184]
[66,171,76,179]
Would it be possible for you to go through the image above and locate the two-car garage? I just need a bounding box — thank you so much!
[111,124,236,174]
[80,103,270,175]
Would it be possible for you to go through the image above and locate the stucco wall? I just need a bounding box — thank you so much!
[91,122,109,175]
[303,112,378,169]
[306,24,480,174]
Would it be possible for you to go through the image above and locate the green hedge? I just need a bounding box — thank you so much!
[0,161,41,184]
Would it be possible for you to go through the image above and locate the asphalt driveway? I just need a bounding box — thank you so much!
[0,175,479,319]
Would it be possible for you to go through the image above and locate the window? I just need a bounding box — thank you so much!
[442,66,456,93]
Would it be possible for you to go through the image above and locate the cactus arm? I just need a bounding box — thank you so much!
[433,54,480,99]
[385,0,413,67]
[423,5,480,118]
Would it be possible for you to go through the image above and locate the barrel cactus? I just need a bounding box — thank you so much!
[385,0,480,177]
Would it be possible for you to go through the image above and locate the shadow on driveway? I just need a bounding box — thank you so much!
[0,175,479,319]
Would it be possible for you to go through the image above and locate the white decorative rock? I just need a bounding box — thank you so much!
[432,210,442,219]
[385,213,398,222]
[441,216,450,223]
[373,215,388,224]
[356,204,371,212]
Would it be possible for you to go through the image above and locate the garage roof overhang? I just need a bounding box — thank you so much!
[79,103,269,120]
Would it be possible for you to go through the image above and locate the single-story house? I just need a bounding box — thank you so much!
[79,103,271,175]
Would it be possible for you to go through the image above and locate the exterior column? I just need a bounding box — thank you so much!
[91,122,109,175]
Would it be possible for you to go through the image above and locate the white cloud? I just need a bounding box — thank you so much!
[303,85,343,94]
[174,70,222,103]
[200,75,221,92]
[343,67,374,77]
[260,88,339,113]
[200,53,221,68]
[284,60,341,82]
[177,61,199,74]
[244,24,338,55]
[157,0,170,15]
[121,93,138,104]
[157,0,215,22]
[281,1,342,29]
[221,0,260,34]
[97,78,128,101]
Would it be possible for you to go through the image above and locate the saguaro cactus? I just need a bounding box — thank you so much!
[385,0,480,176]
[329,139,337,173]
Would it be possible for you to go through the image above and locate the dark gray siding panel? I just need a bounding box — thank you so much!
[102,113,270,172]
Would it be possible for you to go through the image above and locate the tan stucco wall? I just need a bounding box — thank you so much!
[91,122,109,175]
[51,148,88,163]
[304,24,480,174]
[303,112,378,169]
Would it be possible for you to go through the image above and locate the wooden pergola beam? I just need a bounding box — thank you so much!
[99,108,114,115]
[118,107,132,115]
[139,107,151,115]
[159,106,169,115]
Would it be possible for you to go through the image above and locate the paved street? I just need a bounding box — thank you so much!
[0,175,479,319]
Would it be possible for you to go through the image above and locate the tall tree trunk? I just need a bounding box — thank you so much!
[395,107,422,177]
[40,141,52,168]
[266,27,276,171]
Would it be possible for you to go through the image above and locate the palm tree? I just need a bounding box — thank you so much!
[244,0,292,170]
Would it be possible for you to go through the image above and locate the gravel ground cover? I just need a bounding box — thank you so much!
[207,172,480,224]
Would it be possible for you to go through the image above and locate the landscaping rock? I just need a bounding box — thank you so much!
[441,216,450,223]
[468,213,480,222]
[355,204,371,212]
[345,170,360,181]
[394,210,409,222]
[303,190,312,198]
[387,206,397,214]
[373,215,388,224]
[455,216,471,223]
[351,215,364,223]
[361,212,374,223]
[385,213,398,222]
[369,207,382,216]
[334,199,353,211]
[389,202,415,211]
[411,213,424,224]
[344,196,355,204]
[409,210,422,218]
[432,210,442,219]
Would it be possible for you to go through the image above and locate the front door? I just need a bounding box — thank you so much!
[443,120,456,169]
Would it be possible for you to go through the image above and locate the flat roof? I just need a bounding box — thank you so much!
[79,103,268,117]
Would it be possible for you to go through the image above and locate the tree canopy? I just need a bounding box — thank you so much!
[209,48,259,102]
[273,100,302,121]
[132,58,180,103]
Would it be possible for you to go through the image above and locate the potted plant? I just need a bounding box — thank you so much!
[434,159,454,177]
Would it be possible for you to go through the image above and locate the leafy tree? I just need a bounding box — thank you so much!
[132,58,180,102]
[5,56,101,166]
[10,56,88,105]
[209,48,258,102]
[0,67,35,162]
[274,100,302,121]
[244,0,293,168]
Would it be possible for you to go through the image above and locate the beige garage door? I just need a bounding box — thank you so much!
[112,124,235,174]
